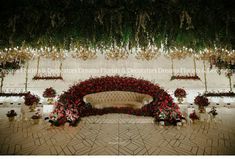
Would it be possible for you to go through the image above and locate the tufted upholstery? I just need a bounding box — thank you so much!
[83,91,153,109]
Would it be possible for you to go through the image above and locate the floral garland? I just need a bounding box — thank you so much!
[0,92,29,97]
[174,88,186,98]
[33,75,63,80]
[204,91,235,97]
[170,74,200,80]
[48,76,182,126]
[43,87,56,98]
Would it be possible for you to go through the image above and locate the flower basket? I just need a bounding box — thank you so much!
[43,87,56,104]
[194,95,209,113]
[189,110,199,123]
[6,110,17,121]
[24,93,40,111]
[31,110,42,124]
[174,88,186,104]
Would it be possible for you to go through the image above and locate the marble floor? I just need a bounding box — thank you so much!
[0,106,235,155]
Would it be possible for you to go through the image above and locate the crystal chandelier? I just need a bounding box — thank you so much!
[71,46,97,60]
[38,46,66,60]
[168,46,193,60]
[0,46,33,64]
[135,44,160,61]
[105,43,129,60]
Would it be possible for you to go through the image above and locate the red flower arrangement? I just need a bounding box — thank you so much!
[194,95,210,107]
[43,87,56,98]
[170,74,200,80]
[189,110,199,121]
[24,93,40,106]
[48,76,182,126]
[174,88,186,98]
[6,110,17,117]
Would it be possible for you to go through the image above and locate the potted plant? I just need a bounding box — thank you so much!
[189,110,199,123]
[24,93,40,112]
[31,109,42,124]
[194,95,210,113]
[6,110,17,121]
[174,88,186,104]
[43,87,56,104]
[208,106,218,117]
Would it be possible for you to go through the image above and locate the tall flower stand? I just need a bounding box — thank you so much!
[177,97,184,104]
[197,106,208,122]
[32,119,40,124]
[178,103,188,125]
[46,98,54,104]
[8,116,15,122]
[29,103,37,112]
[21,105,29,120]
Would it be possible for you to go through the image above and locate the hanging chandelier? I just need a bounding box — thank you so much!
[135,44,160,61]
[167,46,193,60]
[38,46,67,60]
[71,46,97,60]
[105,43,129,60]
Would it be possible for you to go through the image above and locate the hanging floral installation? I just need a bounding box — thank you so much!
[0,0,233,71]
[0,92,29,97]
[0,44,33,93]
[33,75,63,81]
[204,91,235,97]
[31,46,65,80]
[170,74,200,81]
[47,76,182,126]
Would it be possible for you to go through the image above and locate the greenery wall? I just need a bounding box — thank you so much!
[0,0,234,50]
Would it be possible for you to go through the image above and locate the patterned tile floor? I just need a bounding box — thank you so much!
[0,106,235,155]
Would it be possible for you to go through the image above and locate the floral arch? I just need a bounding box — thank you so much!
[49,76,182,126]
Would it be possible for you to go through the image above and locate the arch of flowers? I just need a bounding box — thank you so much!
[49,76,182,126]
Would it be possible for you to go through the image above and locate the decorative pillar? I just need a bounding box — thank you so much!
[228,73,233,92]
[59,60,63,77]
[36,56,40,76]
[203,60,208,92]
[171,58,175,76]
[25,61,29,92]
[0,72,4,93]
[193,57,197,76]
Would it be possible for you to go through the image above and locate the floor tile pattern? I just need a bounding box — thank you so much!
[0,107,235,155]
